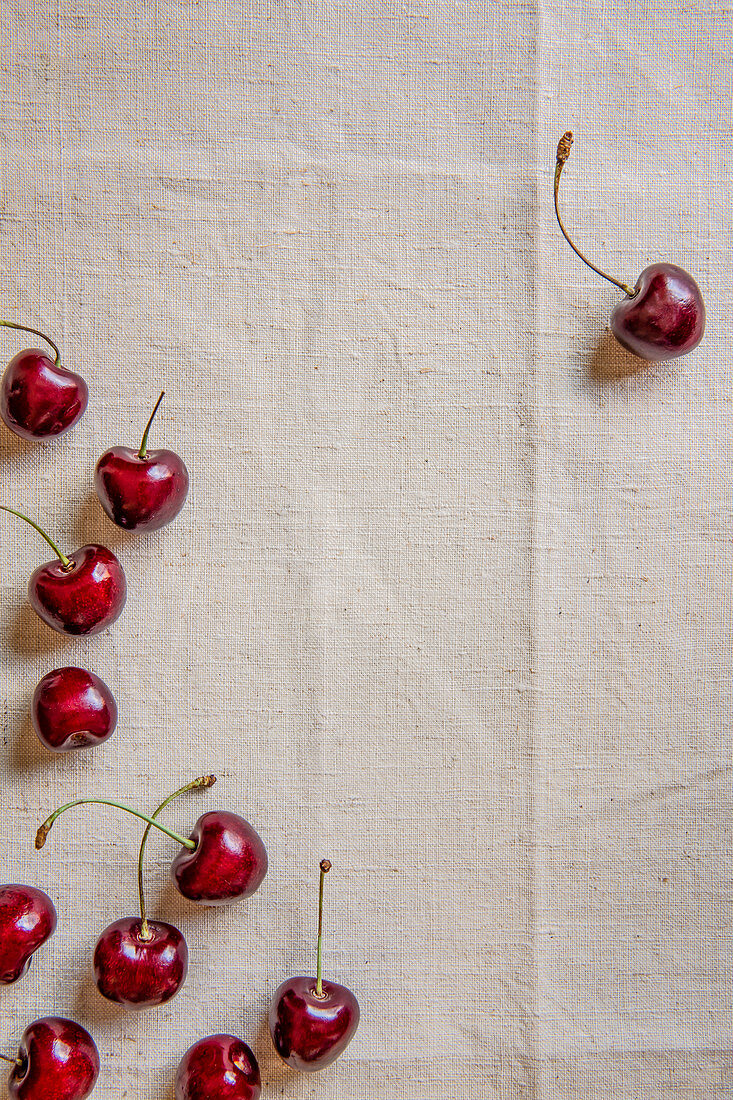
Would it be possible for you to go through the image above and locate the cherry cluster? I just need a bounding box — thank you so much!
[0,348,359,1097]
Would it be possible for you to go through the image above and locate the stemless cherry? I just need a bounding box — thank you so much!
[0,320,88,441]
[95,392,189,532]
[554,131,705,361]
[269,860,360,1071]
[0,885,57,984]
[175,1034,261,1100]
[32,667,117,752]
[0,506,126,636]
[3,1017,99,1099]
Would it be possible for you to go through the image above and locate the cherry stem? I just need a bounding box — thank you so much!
[0,505,72,570]
[0,319,61,366]
[35,797,201,852]
[0,1053,19,1066]
[554,131,634,298]
[315,858,331,998]
[137,775,216,941]
[138,392,165,460]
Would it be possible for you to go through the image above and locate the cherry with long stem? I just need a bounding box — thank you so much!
[136,775,215,941]
[0,320,61,366]
[0,505,72,571]
[554,131,634,297]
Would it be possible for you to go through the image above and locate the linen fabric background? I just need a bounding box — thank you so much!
[0,1,731,1097]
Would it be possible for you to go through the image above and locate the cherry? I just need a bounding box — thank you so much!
[31,667,117,752]
[554,131,705,361]
[269,860,360,1072]
[94,392,189,531]
[3,1017,99,1099]
[93,917,187,1009]
[0,320,88,441]
[0,885,57,984]
[171,810,268,905]
[36,780,217,1010]
[175,1034,261,1100]
[0,506,126,636]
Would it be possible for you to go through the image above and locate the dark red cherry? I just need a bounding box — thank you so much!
[93,917,188,1009]
[0,885,57,984]
[171,811,268,905]
[269,977,360,1072]
[32,667,117,752]
[94,392,189,531]
[175,1034,261,1100]
[610,263,705,360]
[8,1017,99,1099]
[29,545,127,636]
[1,345,88,442]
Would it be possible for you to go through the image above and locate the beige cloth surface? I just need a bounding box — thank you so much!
[0,1,731,1096]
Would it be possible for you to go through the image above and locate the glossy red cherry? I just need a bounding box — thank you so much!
[0,321,88,441]
[95,392,189,531]
[269,861,359,1071]
[0,506,127,636]
[0,885,57,984]
[171,811,268,905]
[269,976,360,1072]
[175,1035,261,1100]
[609,263,705,360]
[6,1017,99,1099]
[32,668,117,752]
[93,917,188,1009]
[554,132,705,362]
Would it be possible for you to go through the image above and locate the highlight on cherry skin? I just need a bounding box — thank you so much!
[554,131,705,362]
[269,860,360,1072]
[32,667,118,752]
[0,320,88,441]
[94,391,190,532]
[3,1016,100,1100]
[175,1034,261,1100]
[0,506,126,637]
[0,885,57,984]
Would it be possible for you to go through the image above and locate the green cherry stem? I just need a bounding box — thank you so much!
[0,319,61,366]
[138,392,165,460]
[315,858,332,998]
[554,131,634,298]
[0,505,72,570]
[0,1054,19,1066]
[137,775,216,941]
[36,797,200,852]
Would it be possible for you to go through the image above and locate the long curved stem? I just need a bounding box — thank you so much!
[138,392,165,460]
[0,505,71,570]
[35,798,199,852]
[554,131,634,298]
[137,775,215,941]
[0,320,61,366]
[315,858,331,997]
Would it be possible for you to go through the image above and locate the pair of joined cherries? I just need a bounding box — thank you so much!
[31,776,267,1009]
